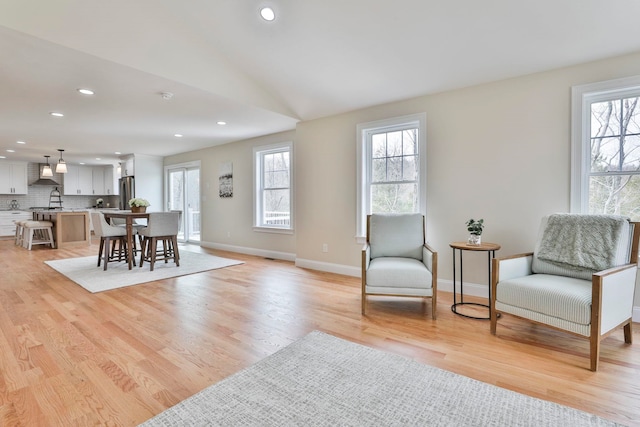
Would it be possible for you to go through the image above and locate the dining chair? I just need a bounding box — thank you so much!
[138,212,181,271]
[91,212,130,270]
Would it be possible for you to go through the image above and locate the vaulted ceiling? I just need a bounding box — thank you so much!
[1,0,640,165]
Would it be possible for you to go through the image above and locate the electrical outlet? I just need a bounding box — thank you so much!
[322,243,328,253]
[227,231,231,238]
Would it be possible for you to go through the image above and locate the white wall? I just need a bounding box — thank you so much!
[166,51,640,306]
[134,154,164,212]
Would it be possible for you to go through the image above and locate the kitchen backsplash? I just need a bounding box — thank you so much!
[0,163,118,210]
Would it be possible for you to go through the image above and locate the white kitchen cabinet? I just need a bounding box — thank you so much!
[122,156,134,177]
[0,162,28,194]
[103,165,119,195]
[92,168,105,195]
[63,165,93,195]
[0,210,31,236]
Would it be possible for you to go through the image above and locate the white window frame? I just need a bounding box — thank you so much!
[356,113,427,242]
[253,141,294,234]
[571,75,640,213]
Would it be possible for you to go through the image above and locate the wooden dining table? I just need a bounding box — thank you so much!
[103,211,149,270]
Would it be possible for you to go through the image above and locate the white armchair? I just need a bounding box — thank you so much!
[490,214,640,371]
[361,213,438,318]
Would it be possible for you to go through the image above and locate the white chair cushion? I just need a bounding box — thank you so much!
[532,215,632,280]
[366,257,432,290]
[369,214,424,260]
[497,274,592,325]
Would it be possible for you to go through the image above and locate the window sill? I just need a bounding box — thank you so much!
[253,226,294,235]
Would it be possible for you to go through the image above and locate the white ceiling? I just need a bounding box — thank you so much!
[1,0,640,165]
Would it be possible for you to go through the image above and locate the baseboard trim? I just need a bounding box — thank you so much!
[195,243,640,321]
[295,258,360,277]
[438,279,488,299]
[200,241,296,262]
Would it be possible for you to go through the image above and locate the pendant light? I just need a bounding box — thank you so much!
[56,149,67,173]
[42,155,53,177]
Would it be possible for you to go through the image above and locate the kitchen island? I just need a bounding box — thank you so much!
[32,210,90,248]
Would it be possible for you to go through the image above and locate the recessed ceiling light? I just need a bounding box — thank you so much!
[79,162,86,165]
[16,140,26,144]
[77,88,94,95]
[260,7,275,21]
[0,156,6,159]
[50,112,64,117]
[6,149,15,153]
[114,151,121,155]
[217,121,227,125]
[174,134,183,138]
[95,158,101,161]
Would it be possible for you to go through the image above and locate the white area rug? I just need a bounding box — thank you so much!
[140,331,621,426]
[45,249,243,293]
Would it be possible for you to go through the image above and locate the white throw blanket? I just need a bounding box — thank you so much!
[537,213,628,272]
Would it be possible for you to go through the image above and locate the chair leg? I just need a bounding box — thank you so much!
[103,237,110,270]
[490,311,498,335]
[97,237,104,267]
[590,335,600,372]
[624,322,633,344]
[139,237,147,268]
[27,228,34,250]
[172,236,180,266]
[45,227,55,248]
[162,238,169,263]
[149,237,157,271]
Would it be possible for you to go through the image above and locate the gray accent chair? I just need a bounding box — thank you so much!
[361,213,438,318]
[138,212,181,271]
[491,214,640,371]
[91,212,129,270]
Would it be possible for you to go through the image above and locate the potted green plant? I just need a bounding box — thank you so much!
[128,198,150,213]
[466,218,484,245]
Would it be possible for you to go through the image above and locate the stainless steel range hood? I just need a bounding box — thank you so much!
[31,164,60,186]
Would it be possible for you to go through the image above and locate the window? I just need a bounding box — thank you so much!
[254,142,293,232]
[357,113,427,239]
[571,76,640,220]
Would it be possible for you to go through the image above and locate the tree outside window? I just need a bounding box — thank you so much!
[371,128,419,214]
[589,97,640,220]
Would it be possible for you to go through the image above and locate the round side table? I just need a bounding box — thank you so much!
[450,241,500,320]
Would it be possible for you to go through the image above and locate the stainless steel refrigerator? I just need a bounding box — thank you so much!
[119,176,135,210]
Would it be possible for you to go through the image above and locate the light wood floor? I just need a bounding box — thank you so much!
[1,239,639,426]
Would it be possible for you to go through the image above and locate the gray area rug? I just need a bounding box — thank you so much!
[140,331,621,426]
[45,249,243,293]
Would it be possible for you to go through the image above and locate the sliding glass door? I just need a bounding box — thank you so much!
[166,162,201,243]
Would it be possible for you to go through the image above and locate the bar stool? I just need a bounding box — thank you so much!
[91,212,132,270]
[22,221,55,250]
[138,212,181,271]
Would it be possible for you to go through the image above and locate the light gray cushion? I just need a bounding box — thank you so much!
[91,212,127,238]
[138,212,180,237]
[531,215,632,280]
[497,274,592,325]
[366,257,432,289]
[369,214,424,260]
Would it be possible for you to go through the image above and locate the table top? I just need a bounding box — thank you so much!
[103,211,150,220]
[450,241,501,251]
